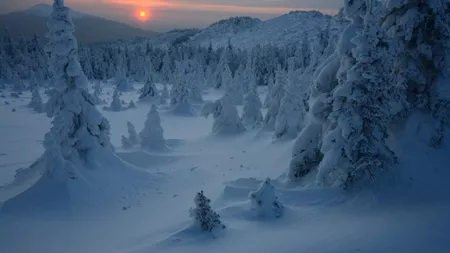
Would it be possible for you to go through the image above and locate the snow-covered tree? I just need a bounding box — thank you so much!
[12,72,25,92]
[160,84,170,100]
[92,80,103,105]
[274,59,305,140]
[42,0,112,181]
[241,89,263,128]
[121,135,133,149]
[106,89,122,111]
[189,191,225,233]
[170,62,194,115]
[202,95,245,135]
[139,105,167,150]
[263,65,286,130]
[382,0,450,146]
[315,0,397,187]
[288,0,365,184]
[115,59,133,92]
[128,100,137,109]
[139,74,159,102]
[28,87,43,113]
[126,121,139,146]
[249,178,283,218]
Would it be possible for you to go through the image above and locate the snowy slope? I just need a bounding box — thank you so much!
[190,11,338,49]
[0,84,449,253]
[133,11,344,49]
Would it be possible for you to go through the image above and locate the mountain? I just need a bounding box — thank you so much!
[0,4,156,44]
[135,11,345,50]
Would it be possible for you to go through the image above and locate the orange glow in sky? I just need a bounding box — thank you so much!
[135,8,151,22]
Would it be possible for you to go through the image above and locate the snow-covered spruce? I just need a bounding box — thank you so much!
[42,0,112,181]
[189,191,225,233]
[382,0,450,147]
[139,74,159,102]
[241,89,263,129]
[126,121,139,146]
[92,81,103,105]
[249,178,283,218]
[105,89,122,111]
[28,87,43,113]
[274,58,305,140]
[115,64,133,92]
[316,0,398,187]
[139,105,167,151]
[287,0,365,184]
[263,65,286,131]
[121,135,133,149]
[128,100,137,109]
[161,84,169,101]
[170,78,194,115]
[202,96,245,135]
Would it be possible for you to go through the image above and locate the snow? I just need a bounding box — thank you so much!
[1,83,450,253]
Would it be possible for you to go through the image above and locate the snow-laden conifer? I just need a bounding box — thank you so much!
[249,178,283,218]
[241,89,263,128]
[42,0,112,181]
[202,95,245,135]
[139,73,159,102]
[189,191,225,233]
[126,121,139,146]
[139,105,167,150]
[28,87,43,113]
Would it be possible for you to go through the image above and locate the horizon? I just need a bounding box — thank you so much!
[0,0,342,31]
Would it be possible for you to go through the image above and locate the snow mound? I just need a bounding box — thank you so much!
[0,150,156,215]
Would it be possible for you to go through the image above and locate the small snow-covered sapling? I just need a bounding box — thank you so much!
[189,191,225,233]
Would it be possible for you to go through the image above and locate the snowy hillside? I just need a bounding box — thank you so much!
[189,17,262,47]
[192,11,339,48]
[137,11,345,49]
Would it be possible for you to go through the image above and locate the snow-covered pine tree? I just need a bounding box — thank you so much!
[189,191,225,233]
[12,71,25,92]
[139,73,159,102]
[274,58,304,140]
[315,0,397,187]
[92,80,103,105]
[241,89,263,129]
[28,73,39,91]
[106,88,122,111]
[139,105,167,150]
[202,95,245,135]
[288,0,365,183]
[126,121,139,146]
[128,100,137,109]
[213,51,229,89]
[28,87,44,113]
[170,62,193,115]
[249,178,283,218]
[263,64,286,130]
[161,83,169,100]
[121,135,133,149]
[382,0,450,147]
[42,0,112,181]
[115,56,133,92]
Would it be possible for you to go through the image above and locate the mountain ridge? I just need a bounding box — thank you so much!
[0,4,157,44]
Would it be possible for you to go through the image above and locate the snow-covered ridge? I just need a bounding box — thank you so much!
[135,10,344,49]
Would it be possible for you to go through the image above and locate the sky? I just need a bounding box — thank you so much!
[0,0,343,31]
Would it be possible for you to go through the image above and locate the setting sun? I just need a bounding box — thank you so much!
[135,8,151,22]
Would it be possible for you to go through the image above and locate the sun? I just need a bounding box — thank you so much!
[135,8,151,22]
